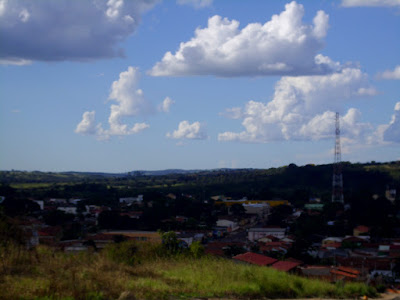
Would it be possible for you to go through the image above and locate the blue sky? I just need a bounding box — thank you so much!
[0,0,399,172]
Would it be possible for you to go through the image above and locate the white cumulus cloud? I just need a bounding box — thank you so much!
[341,0,400,7]
[149,1,334,77]
[218,66,377,143]
[167,121,207,140]
[177,0,213,9]
[0,0,159,64]
[75,111,101,136]
[158,97,175,113]
[378,65,400,80]
[382,102,400,143]
[75,67,154,140]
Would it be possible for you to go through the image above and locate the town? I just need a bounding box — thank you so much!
[1,161,400,294]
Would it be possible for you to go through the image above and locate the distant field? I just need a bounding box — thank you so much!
[9,182,62,189]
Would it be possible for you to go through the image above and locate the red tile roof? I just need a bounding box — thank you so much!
[271,260,301,272]
[354,225,370,232]
[330,269,357,278]
[233,252,277,266]
[337,266,360,275]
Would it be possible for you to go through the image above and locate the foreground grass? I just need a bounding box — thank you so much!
[0,242,377,300]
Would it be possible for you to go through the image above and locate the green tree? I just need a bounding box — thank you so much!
[160,231,181,255]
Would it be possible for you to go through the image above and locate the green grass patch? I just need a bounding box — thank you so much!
[0,242,377,300]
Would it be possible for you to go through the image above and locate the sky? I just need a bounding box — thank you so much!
[0,0,399,173]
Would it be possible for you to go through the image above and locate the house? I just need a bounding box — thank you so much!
[85,233,116,249]
[49,198,67,204]
[386,187,396,203]
[69,198,83,205]
[260,241,290,254]
[353,225,370,237]
[304,203,324,211]
[265,200,290,207]
[102,230,162,243]
[205,241,246,257]
[330,266,360,282]
[271,260,302,272]
[119,195,143,205]
[38,226,62,245]
[299,266,332,280]
[322,237,343,247]
[166,193,177,200]
[242,203,270,219]
[176,232,204,247]
[57,206,77,215]
[216,218,239,232]
[32,200,44,210]
[119,211,143,219]
[248,227,286,242]
[233,252,277,266]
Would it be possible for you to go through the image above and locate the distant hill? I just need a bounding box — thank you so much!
[1,161,399,205]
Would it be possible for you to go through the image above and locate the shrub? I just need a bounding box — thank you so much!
[104,241,138,265]
[189,241,204,258]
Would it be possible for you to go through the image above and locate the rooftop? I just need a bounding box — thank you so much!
[233,252,277,266]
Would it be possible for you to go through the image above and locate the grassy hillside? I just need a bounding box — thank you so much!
[0,241,376,300]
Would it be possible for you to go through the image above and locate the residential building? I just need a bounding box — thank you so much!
[102,230,162,243]
[248,227,286,242]
[233,252,277,266]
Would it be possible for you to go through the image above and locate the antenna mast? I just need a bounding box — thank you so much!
[332,112,344,203]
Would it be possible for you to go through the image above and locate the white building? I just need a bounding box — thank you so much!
[242,203,270,219]
[32,200,44,210]
[57,206,78,215]
[247,227,286,242]
[216,219,239,232]
[119,195,143,205]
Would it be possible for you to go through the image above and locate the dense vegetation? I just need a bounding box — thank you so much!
[1,161,399,203]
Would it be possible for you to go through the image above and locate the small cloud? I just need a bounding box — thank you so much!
[75,111,98,136]
[176,0,213,9]
[377,65,400,80]
[11,109,21,113]
[158,96,175,113]
[341,0,400,7]
[0,58,32,66]
[357,87,378,96]
[220,107,243,119]
[167,120,207,140]
[75,66,153,140]
[383,102,400,143]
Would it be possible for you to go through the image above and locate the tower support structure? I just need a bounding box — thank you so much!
[332,112,344,203]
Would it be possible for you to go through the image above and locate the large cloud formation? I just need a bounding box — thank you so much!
[0,0,158,64]
[75,67,153,140]
[149,1,333,77]
[218,66,378,143]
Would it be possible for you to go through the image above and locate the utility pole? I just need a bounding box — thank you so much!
[332,112,344,203]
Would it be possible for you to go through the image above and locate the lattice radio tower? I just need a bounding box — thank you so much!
[332,112,344,203]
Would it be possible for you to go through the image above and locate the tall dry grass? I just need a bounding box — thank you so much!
[0,241,377,300]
